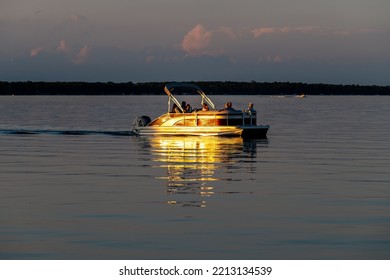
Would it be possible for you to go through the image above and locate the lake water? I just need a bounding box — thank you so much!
[0,95,389,260]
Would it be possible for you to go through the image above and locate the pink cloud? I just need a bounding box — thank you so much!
[251,26,319,38]
[73,45,90,64]
[57,40,70,53]
[251,27,278,38]
[251,26,387,38]
[181,24,239,56]
[182,24,213,56]
[30,47,44,57]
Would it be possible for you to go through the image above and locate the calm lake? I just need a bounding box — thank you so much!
[0,95,389,259]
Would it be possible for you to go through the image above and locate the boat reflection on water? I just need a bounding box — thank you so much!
[148,136,268,207]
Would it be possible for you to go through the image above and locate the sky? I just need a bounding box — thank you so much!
[1,0,389,85]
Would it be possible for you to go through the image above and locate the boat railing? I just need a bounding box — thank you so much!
[165,110,256,127]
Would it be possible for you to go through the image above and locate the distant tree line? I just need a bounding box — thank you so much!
[1,81,389,95]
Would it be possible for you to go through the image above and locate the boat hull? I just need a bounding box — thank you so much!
[135,125,269,138]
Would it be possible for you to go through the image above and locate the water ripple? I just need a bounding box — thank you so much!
[0,128,136,136]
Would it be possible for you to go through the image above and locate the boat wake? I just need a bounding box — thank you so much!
[0,128,136,136]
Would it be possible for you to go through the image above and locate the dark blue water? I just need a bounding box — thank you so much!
[1,95,389,259]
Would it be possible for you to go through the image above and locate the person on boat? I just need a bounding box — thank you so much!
[219,103,228,111]
[171,103,181,113]
[185,103,192,113]
[220,101,236,112]
[202,103,209,111]
[171,103,176,113]
[246,102,256,114]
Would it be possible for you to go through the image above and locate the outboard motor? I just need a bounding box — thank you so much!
[133,115,151,127]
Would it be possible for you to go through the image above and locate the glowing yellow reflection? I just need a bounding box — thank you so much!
[149,136,245,207]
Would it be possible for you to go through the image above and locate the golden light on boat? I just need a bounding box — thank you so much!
[149,136,245,207]
[131,83,268,207]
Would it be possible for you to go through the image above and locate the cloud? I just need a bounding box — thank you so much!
[182,24,213,56]
[251,26,389,38]
[30,47,44,57]
[57,40,70,53]
[251,27,278,38]
[72,45,90,64]
[251,26,319,38]
[29,40,92,65]
[181,24,239,56]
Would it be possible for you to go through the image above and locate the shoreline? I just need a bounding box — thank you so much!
[1,81,390,95]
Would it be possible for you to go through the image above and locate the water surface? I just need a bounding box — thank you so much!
[0,95,389,259]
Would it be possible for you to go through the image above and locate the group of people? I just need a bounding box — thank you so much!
[171,101,209,113]
[218,101,256,114]
[171,101,255,114]
[171,101,193,113]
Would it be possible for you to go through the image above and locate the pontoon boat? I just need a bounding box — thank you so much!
[132,83,269,138]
